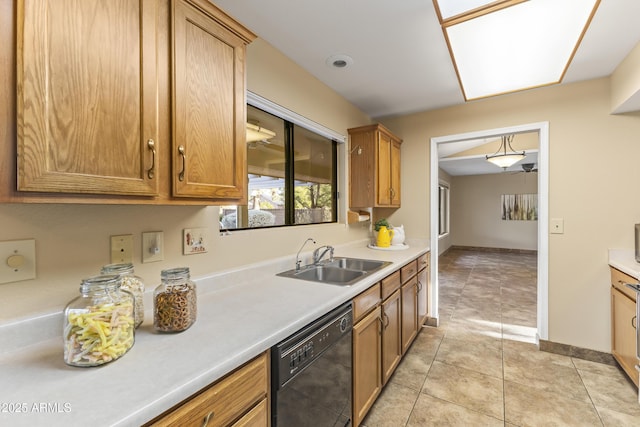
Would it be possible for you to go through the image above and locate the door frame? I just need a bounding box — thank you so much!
[429,121,549,340]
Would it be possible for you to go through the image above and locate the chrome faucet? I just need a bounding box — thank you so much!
[296,238,316,271]
[313,245,334,264]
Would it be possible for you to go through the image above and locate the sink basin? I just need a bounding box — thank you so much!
[295,265,365,284]
[277,257,391,286]
[324,257,388,272]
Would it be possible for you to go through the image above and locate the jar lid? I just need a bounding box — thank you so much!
[80,274,120,293]
[101,263,134,275]
[161,267,190,280]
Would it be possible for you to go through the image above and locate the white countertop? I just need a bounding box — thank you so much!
[608,249,640,280]
[0,239,429,426]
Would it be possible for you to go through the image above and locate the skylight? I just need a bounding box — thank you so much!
[433,0,600,100]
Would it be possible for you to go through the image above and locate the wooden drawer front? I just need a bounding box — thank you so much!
[611,267,638,301]
[232,398,268,427]
[150,352,268,427]
[381,271,401,300]
[354,283,381,322]
[400,260,418,283]
[417,253,429,271]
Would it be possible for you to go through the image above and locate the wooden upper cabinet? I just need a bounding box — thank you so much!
[348,124,402,208]
[389,139,401,206]
[172,0,253,201]
[17,0,160,196]
[13,0,255,203]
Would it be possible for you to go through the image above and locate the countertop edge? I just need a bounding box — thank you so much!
[608,249,640,281]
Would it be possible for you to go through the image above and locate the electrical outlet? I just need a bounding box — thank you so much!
[142,231,164,263]
[111,235,134,264]
[550,218,564,234]
[0,239,36,284]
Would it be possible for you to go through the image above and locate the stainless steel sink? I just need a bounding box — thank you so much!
[324,257,388,272]
[277,257,391,286]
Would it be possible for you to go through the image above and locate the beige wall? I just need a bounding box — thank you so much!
[0,38,371,321]
[382,78,640,352]
[611,41,640,113]
[450,173,538,250]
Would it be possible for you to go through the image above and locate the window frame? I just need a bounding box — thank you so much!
[438,181,450,238]
[219,93,343,231]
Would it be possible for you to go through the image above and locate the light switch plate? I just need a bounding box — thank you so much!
[111,234,134,264]
[183,227,209,255]
[142,231,164,263]
[0,239,36,284]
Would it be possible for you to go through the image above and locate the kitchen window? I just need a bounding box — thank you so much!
[220,103,338,230]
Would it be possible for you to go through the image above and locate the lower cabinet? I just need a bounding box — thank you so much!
[401,276,419,354]
[610,267,639,387]
[352,305,382,427]
[400,260,420,355]
[352,252,429,427]
[417,253,430,326]
[146,352,269,427]
[381,289,402,385]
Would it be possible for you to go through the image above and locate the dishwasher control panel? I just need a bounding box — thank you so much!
[273,302,352,389]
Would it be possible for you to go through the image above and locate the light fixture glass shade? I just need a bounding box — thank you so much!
[246,122,276,143]
[486,134,525,169]
[437,0,599,100]
[486,153,525,169]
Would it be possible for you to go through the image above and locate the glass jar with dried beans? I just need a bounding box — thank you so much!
[153,267,197,332]
[101,263,145,328]
[63,275,135,367]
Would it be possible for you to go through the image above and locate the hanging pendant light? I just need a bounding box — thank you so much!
[486,135,525,169]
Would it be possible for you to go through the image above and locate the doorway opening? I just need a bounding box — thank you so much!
[429,122,549,341]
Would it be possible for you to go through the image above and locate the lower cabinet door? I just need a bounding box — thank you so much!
[611,286,639,387]
[352,306,382,427]
[417,266,429,326]
[381,289,402,385]
[401,277,419,354]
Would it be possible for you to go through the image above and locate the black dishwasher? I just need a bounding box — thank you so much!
[271,302,353,427]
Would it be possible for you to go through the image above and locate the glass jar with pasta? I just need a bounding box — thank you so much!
[63,275,135,367]
[101,263,145,328]
[153,267,197,332]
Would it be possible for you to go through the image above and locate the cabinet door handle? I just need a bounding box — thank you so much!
[377,315,384,336]
[202,411,214,427]
[417,279,423,292]
[390,187,395,199]
[382,311,390,329]
[146,139,156,179]
[178,145,186,182]
[633,316,637,330]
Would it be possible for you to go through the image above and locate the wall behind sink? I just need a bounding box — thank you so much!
[0,36,372,322]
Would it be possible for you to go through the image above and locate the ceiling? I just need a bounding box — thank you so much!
[215,0,640,119]
[216,0,640,176]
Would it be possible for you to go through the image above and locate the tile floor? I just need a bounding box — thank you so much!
[361,248,639,427]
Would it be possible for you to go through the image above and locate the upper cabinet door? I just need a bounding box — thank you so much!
[17,0,159,196]
[390,139,401,207]
[377,132,392,206]
[171,0,252,201]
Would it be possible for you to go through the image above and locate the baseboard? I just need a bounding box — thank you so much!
[425,316,439,327]
[539,339,617,366]
[449,245,537,255]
